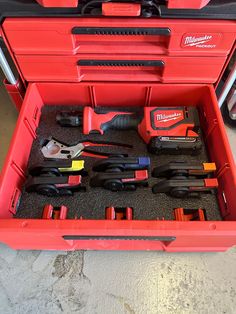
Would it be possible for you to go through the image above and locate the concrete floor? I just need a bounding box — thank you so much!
[0,78,236,314]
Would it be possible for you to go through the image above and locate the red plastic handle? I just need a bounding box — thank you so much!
[36,0,78,7]
[102,3,141,16]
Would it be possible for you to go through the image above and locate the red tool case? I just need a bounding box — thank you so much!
[0,14,236,251]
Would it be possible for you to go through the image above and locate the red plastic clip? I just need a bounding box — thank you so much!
[42,204,68,220]
[174,207,206,221]
[105,207,133,220]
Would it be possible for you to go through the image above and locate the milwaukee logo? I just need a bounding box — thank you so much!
[157,112,182,123]
[182,33,220,49]
[184,35,212,47]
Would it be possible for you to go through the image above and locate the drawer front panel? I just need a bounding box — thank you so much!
[3,18,236,56]
[15,54,227,83]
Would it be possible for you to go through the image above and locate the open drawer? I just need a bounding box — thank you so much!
[0,82,235,251]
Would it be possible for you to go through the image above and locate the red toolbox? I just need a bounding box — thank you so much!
[0,15,236,251]
[3,18,235,84]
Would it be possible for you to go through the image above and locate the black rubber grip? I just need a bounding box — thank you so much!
[78,60,165,67]
[72,27,171,36]
[63,235,176,241]
[101,113,142,132]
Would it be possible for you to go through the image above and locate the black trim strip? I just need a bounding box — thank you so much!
[72,27,171,36]
[78,60,165,67]
[63,235,176,241]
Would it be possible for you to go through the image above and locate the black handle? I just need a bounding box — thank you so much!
[63,235,176,241]
[78,60,165,67]
[101,113,142,132]
[72,27,171,36]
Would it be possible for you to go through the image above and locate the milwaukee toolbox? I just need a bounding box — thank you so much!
[2,18,235,84]
[0,0,235,20]
[0,5,236,251]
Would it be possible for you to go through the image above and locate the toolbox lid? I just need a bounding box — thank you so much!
[0,0,235,21]
[35,0,211,9]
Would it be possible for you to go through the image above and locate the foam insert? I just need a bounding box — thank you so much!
[15,106,222,221]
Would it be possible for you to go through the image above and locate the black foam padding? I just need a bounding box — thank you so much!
[15,106,222,221]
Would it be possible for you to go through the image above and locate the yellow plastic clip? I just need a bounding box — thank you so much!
[59,160,85,172]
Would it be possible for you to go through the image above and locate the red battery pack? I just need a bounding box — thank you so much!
[138,106,199,143]
[138,106,202,154]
